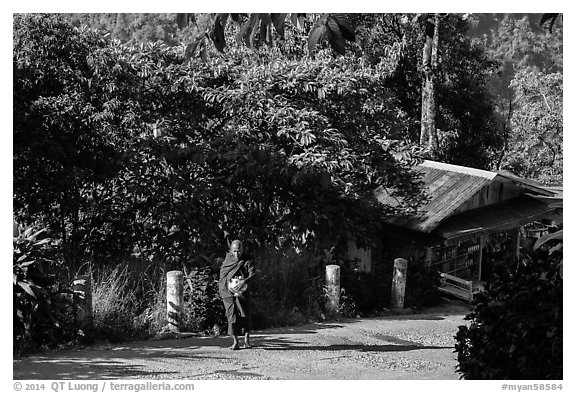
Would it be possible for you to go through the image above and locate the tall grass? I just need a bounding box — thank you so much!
[91,263,166,342]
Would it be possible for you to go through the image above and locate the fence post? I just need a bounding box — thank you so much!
[325,264,341,316]
[73,274,93,341]
[167,270,184,332]
[390,258,408,309]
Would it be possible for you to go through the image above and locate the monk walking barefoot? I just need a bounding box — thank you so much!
[218,240,256,350]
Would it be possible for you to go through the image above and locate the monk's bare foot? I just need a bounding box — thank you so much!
[229,343,239,350]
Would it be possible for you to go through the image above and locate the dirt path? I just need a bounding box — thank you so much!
[14,299,470,380]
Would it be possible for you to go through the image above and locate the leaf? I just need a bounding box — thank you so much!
[271,13,288,37]
[259,14,272,46]
[533,229,562,250]
[332,14,355,42]
[18,260,37,267]
[30,283,48,297]
[290,13,298,27]
[308,16,328,56]
[326,16,346,55]
[185,39,199,60]
[200,41,208,63]
[211,16,226,52]
[34,238,51,246]
[540,13,559,33]
[176,13,192,29]
[17,281,36,299]
[217,13,229,30]
[30,228,47,240]
[298,15,306,30]
[230,13,242,23]
[239,14,260,48]
[249,15,263,47]
[291,13,306,30]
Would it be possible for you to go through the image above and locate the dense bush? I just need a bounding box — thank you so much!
[182,267,227,334]
[455,256,562,379]
[248,247,326,327]
[405,262,440,309]
[337,258,382,316]
[13,228,74,354]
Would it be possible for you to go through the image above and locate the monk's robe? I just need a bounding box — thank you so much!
[218,253,255,336]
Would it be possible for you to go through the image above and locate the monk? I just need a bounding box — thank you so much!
[218,240,256,350]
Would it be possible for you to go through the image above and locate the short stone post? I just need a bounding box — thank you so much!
[167,270,184,332]
[73,275,93,341]
[325,265,341,316]
[390,258,408,309]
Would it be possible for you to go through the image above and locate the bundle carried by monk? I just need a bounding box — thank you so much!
[227,276,248,296]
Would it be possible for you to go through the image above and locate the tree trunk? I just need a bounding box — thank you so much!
[420,16,432,147]
[420,14,440,153]
[429,14,440,152]
[495,96,513,170]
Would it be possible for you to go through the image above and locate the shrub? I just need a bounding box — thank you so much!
[249,247,322,327]
[181,267,226,334]
[405,262,440,309]
[337,258,377,316]
[13,227,74,354]
[336,256,441,316]
[455,256,562,379]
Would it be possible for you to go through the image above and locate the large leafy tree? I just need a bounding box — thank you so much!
[186,13,500,168]
[14,14,424,270]
[13,15,138,267]
[193,46,424,248]
[365,14,500,168]
[65,13,504,169]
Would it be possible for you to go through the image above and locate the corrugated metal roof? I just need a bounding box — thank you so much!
[496,170,556,196]
[434,196,556,239]
[376,160,494,233]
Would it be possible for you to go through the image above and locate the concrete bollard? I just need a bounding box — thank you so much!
[73,275,93,340]
[390,258,408,309]
[325,265,341,316]
[167,270,184,332]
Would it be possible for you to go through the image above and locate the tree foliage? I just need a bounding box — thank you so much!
[500,70,563,185]
[66,13,183,46]
[60,13,508,170]
[178,13,357,59]
[14,14,424,270]
[483,15,563,182]
[367,14,500,168]
[14,15,138,267]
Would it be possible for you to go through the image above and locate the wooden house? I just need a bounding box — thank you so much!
[346,160,562,301]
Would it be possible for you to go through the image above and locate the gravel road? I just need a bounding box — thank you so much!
[14,299,471,380]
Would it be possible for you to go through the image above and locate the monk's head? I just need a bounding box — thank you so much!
[229,240,243,258]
